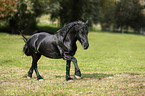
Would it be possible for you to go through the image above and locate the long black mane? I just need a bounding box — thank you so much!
[56,21,87,42]
[57,21,86,34]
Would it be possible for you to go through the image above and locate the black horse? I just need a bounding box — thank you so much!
[21,21,89,81]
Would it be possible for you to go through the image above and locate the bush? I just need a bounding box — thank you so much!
[0,0,49,34]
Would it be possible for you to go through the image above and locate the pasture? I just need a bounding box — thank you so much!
[0,32,145,95]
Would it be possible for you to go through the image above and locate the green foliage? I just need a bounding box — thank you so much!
[49,0,89,26]
[0,32,145,95]
[0,0,17,19]
[0,0,145,33]
[49,0,145,33]
[0,0,49,34]
[114,0,145,32]
[98,0,116,31]
[49,0,104,26]
[9,0,36,34]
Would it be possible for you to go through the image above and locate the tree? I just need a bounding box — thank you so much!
[81,0,100,25]
[0,0,49,34]
[9,0,35,34]
[0,0,17,19]
[98,0,116,31]
[50,0,89,26]
[49,0,116,28]
[114,0,144,33]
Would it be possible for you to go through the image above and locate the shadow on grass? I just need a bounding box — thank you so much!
[55,73,114,81]
[82,73,114,80]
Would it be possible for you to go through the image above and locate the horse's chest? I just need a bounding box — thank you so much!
[66,44,77,56]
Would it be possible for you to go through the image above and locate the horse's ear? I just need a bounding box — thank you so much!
[85,20,88,26]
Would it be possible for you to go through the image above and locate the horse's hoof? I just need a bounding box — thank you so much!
[67,79,73,82]
[75,75,81,79]
[66,76,73,81]
[38,79,44,81]
[27,76,31,79]
[37,76,43,81]
[66,78,73,82]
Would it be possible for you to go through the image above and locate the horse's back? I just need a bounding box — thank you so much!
[28,32,51,40]
[25,32,62,59]
[25,32,53,54]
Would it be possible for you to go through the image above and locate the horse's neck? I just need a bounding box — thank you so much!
[66,30,77,43]
[62,27,77,47]
[56,24,79,47]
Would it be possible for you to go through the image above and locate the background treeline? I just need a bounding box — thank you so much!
[0,0,145,34]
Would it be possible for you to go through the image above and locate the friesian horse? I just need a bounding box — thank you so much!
[21,21,89,81]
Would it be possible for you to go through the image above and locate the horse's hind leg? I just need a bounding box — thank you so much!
[27,66,33,79]
[32,53,43,80]
[27,56,35,78]
[27,53,42,80]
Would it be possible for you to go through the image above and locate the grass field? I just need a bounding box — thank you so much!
[0,32,145,95]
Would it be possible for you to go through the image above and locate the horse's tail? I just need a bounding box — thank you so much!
[19,31,27,42]
[19,31,31,56]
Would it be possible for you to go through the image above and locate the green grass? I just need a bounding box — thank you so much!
[0,32,145,95]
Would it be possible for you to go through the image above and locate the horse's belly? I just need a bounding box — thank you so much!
[39,45,62,59]
[42,51,62,59]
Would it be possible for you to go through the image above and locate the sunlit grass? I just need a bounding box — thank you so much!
[0,32,145,95]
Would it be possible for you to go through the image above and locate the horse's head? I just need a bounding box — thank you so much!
[77,21,89,50]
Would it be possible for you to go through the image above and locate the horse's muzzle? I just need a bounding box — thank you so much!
[83,43,89,49]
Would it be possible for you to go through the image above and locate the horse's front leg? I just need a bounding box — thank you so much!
[66,60,73,81]
[64,55,82,79]
[71,57,82,79]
